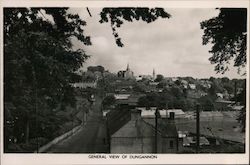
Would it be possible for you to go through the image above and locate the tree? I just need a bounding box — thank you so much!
[138,96,151,109]
[174,80,181,86]
[102,95,116,109]
[157,81,167,89]
[198,96,215,111]
[223,83,234,94]
[201,8,247,74]
[4,8,90,151]
[138,93,166,109]
[133,83,148,93]
[87,65,105,73]
[236,80,246,132]
[155,74,164,82]
[171,87,183,98]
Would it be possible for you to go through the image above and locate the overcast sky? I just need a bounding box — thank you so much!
[70,8,245,79]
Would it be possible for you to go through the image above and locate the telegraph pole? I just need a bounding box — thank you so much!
[234,81,237,102]
[196,104,200,153]
[154,108,159,153]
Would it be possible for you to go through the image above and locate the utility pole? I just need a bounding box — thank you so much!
[154,108,159,153]
[106,120,111,153]
[234,81,237,102]
[32,67,39,153]
[196,104,200,153]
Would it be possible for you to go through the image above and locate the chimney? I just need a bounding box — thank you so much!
[169,112,175,120]
[131,109,141,121]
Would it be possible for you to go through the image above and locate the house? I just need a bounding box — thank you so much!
[115,94,145,109]
[229,105,244,111]
[199,91,208,97]
[72,81,97,89]
[175,111,245,144]
[107,109,182,153]
[189,84,196,90]
[180,80,188,89]
[183,84,188,89]
[137,75,153,80]
[237,87,244,95]
[171,77,178,82]
[135,76,143,81]
[200,80,212,89]
[138,108,186,119]
[183,136,210,147]
[114,94,130,100]
[166,109,186,118]
[216,93,224,99]
[149,81,159,86]
[187,90,201,99]
[181,80,188,85]
[139,107,167,118]
[143,112,183,153]
[216,91,230,100]
[214,98,235,111]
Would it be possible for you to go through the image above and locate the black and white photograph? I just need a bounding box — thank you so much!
[1,0,249,164]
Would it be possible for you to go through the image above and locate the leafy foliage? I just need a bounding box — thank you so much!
[198,96,215,111]
[138,93,166,109]
[155,74,164,82]
[201,8,247,74]
[87,65,105,73]
[236,80,246,132]
[102,95,116,109]
[4,8,90,152]
[99,8,171,47]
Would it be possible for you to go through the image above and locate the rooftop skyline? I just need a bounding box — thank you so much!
[70,8,246,79]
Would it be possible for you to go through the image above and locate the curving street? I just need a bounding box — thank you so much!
[47,97,109,153]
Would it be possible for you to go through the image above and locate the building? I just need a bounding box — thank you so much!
[200,80,212,89]
[107,109,182,153]
[181,80,188,89]
[72,81,97,89]
[139,107,167,118]
[153,68,156,80]
[214,98,235,111]
[114,94,130,100]
[137,75,153,80]
[189,84,196,90]
[138,108,186,119]
[166,109,186,118]
[115,94,145,109]
[117,64,134,79]
[149,82,159,86]
[136,69,155,81]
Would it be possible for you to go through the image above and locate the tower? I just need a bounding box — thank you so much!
[126,63,130,71]
[153,68,156,80]
[124,63,134,79]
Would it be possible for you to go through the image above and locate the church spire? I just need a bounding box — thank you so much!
[126,63,130,71]
[153,68,155,80]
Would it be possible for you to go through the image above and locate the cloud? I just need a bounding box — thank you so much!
[70,8,244,79]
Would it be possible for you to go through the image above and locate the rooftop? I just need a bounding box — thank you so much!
[143,118,178,138]
[108,109,178,138]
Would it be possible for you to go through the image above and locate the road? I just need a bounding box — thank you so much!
[47,97,109,153]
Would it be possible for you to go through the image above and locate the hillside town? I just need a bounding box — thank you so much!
[5,63,246,153]
[60,64,245,153]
